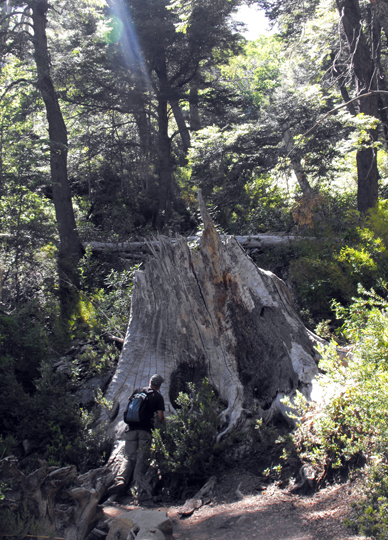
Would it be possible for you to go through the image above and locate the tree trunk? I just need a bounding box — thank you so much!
[372,0,388,43]
[336,0,380,213]
[156,92,173,228]
[189,78,202,131]
[282,125,314,195]
[31,0,83,318]
[170,98,191,154]
[101,191,319,447]
[82,233,314,259]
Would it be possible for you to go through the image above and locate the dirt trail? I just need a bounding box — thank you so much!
[104,471,368,540]
[169,482,366,540]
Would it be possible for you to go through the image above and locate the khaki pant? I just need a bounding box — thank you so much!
[115,429,152,497]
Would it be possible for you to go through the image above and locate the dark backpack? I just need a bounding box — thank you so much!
[123,388,153,424]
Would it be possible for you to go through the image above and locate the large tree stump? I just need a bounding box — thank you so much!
[101,191,319,445]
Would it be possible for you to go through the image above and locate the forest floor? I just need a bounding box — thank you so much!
[103,465,369,540]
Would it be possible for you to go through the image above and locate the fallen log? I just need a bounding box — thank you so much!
[82,232,310,256]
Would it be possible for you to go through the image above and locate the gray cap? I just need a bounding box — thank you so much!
[150,374,164,387]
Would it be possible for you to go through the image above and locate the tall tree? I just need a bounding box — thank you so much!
[258,0,384,213]
[1,0,83,319]
[335,0,380,213]
[108,0,245,227]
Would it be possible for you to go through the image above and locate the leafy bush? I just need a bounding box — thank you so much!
[288,285,388,536]
[77,247,139,338]
[19,362,109,472]
[290,202,388,328]
[150,379,224,495]
[0,186,57,308]
[345,462,388,540]
[0,306,109,471]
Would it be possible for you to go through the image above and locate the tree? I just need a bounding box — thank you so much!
[335,0,380,213]
[1,0,83,319]
[187,35,354,231]
[104,0,245,227]
[257,0,385,214]
[30,0,83,310]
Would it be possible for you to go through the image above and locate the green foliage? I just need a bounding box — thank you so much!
[188,123,291,233]
[288,286,388,535]
[221,36,283,112]
[24,362,109,472]
[0,435,17,460]
[0,306,48,440]
[150,379,223,493]
[0,187,57,307]
[290,199,388,328]
[0,307,110,472]
[346,463,388,540]
[78,248,139,337]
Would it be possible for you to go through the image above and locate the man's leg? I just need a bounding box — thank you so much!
[133,430,152,500]
[108,429,139,495]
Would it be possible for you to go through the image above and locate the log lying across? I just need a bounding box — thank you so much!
[100,190,319,448]
[83,232,309,256]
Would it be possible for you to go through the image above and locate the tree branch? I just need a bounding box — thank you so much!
[0,78,33,102]
[287,90,388,157]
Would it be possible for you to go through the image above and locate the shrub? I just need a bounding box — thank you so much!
[20,362,109,472]
[150,379,224,495]
[288,286,388,536]
[77,248,139,338]
[346,462,388,540]
[289,203,388,328]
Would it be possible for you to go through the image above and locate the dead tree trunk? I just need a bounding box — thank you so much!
[101,191,319,445]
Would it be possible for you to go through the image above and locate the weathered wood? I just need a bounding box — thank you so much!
[82,232,308,256]
[100,190,319,450]
[0,456,112,540]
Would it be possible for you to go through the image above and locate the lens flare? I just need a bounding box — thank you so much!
[108,0,151,91]
[107,15,124,43]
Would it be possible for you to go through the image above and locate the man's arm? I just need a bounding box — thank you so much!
[157,410,165,422]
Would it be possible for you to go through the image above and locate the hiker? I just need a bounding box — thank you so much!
[107,373,165,501]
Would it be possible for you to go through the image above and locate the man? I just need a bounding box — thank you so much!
[107,374,165,501]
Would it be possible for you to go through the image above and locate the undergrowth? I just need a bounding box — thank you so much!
[287,284,388,538]
[150,379,226,498]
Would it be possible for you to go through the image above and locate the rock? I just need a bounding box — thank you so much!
[106,515,134,540]
[106,509,173,540]
[179,476,217,517]
[179,498,202,517]
[137,529,165,540]
[74,374,112,407]
[22,439,39,455]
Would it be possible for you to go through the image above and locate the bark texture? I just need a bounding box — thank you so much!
[101,191,319,444]
[31,0,82,264]
[336,0,380,213]
[170,98,191,153]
